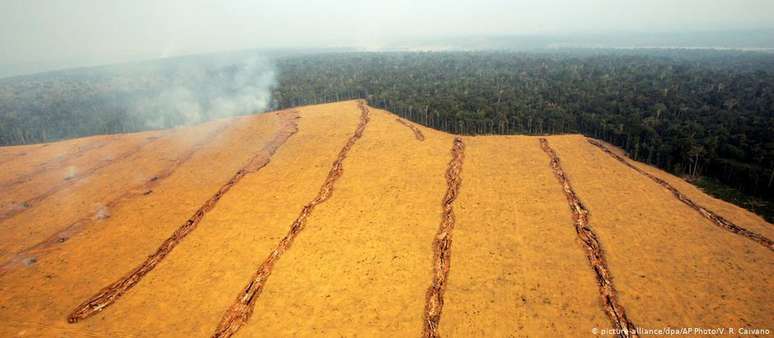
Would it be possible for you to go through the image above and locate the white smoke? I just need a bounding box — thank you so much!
[123,55,276,129]
[208,58,276,118]
[94,203,111,220]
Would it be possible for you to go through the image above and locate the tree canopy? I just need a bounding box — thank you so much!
[1,49,772,219]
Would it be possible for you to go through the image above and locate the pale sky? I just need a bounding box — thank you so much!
[1,0,773,75]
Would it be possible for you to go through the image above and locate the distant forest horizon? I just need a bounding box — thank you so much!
[2,29,774,79]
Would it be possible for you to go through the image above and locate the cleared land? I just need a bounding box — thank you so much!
[0,101,771,337]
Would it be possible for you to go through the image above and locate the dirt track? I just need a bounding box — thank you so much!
[0,151,28,166]
[540,138,638,338]
[0,135,163,221]
[587,139,773,252]
[396,118,426,141]
[0,138,112,190]
[212,102,370,338]
[0,122,231,276]
[66,111,300,323]
[0,137,107,175]
[423,137,464,338]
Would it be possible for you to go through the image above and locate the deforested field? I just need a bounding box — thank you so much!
[0,100,771,337]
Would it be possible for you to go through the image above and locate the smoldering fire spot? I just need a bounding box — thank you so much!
[22,256,37,267]
[64,166,77,180]
[94,205,111,220]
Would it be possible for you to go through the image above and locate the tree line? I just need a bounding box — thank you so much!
[270,51,774,219]
[0,49,772,219]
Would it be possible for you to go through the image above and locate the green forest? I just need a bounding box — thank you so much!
[1,50,773,220]
[272,51,774,221]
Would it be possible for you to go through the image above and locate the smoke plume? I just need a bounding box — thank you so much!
[124,55,277,129]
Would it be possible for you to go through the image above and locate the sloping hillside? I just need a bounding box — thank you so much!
[0,100,771,337]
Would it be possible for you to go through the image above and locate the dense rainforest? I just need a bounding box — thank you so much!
[0,50,772,220]
[271,51,774,221]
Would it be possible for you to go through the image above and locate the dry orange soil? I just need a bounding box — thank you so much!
[0,100,771,337]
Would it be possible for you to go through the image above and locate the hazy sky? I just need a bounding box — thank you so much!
[1,0,773,75]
